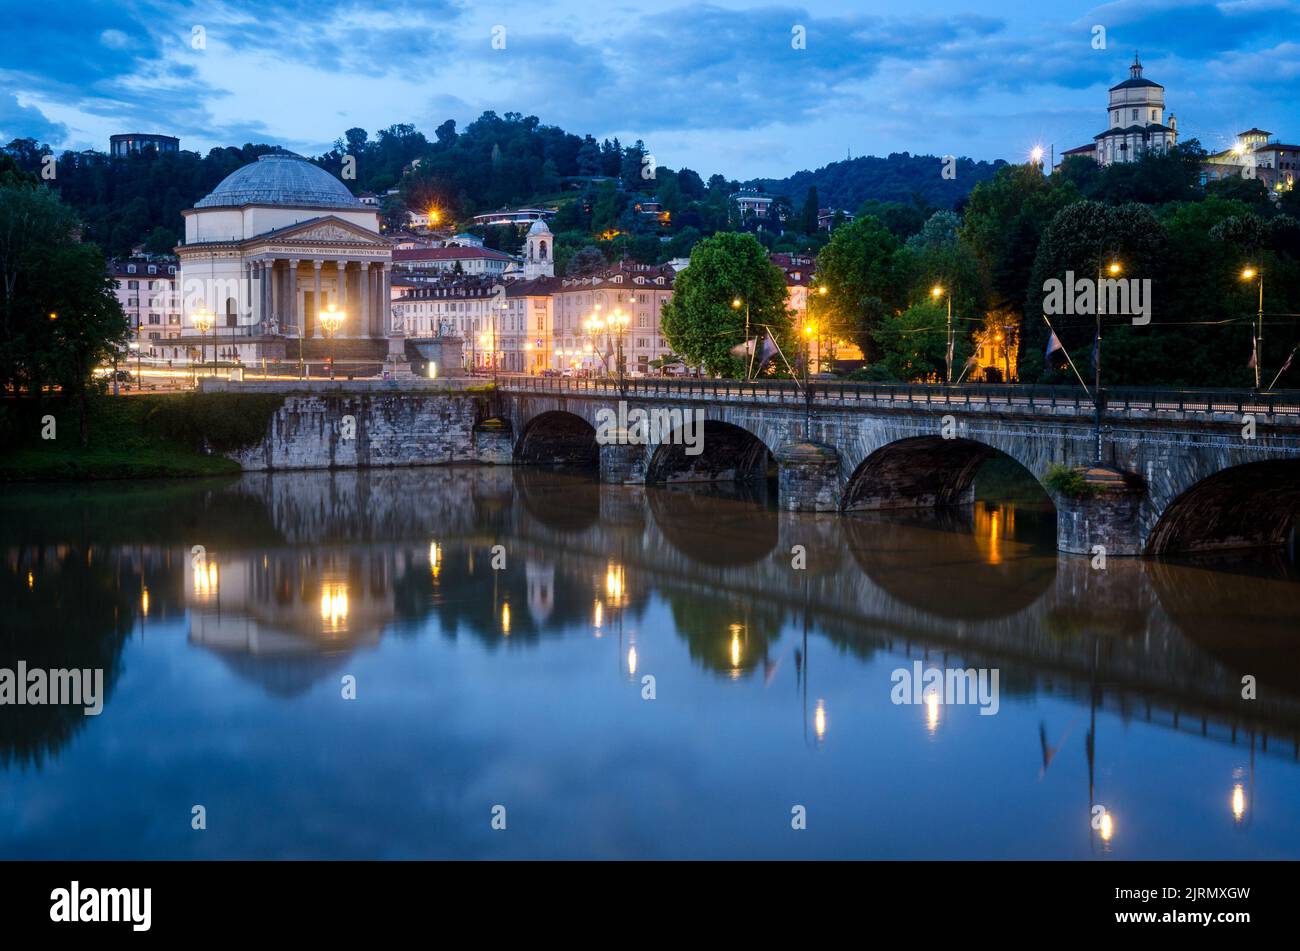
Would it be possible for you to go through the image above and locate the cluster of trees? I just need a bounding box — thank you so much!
[662,141,1300,388]
[0,154,127,441]
[5,112,1001,283]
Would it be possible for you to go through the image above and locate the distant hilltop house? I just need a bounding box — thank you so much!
[472,207,557,227]
[110,133,180,158]
[1203,128,1299,195]
[817,207,855,231]
[730,188,776,219]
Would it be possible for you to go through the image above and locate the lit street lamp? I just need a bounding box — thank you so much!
[931,284,953,383]
[319,302,344,380]
[1241,266,1264,389]
[1092,258,1122,462]
[193,306,215,376]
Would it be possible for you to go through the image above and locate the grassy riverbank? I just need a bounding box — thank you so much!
[0,392,285,481]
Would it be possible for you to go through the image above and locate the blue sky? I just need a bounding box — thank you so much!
[2,0,1298,179]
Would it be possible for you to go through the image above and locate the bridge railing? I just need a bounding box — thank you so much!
[495,374,1300,417]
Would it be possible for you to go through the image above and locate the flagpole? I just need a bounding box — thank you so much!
[1042,315,1092,399]
[1267,345,1296,391]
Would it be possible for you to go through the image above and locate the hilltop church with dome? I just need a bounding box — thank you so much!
[1059,55,1178,167]
[176,152,394,366]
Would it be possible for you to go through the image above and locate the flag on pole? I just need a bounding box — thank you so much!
[729,338,756,360]
[756,330,778,368]
[1248,336,1258,369]
[1281,348,1295,375]
[1045,330,1063,358]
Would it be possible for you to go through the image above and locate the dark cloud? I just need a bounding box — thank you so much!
[0,93,69,145]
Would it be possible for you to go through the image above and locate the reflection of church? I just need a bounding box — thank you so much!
[186,547,400,696]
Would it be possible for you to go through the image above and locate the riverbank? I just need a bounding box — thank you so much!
[0,392,284,481]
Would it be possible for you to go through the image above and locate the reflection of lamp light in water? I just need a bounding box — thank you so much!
[1232,783,1247,823]
[605,563,624,603]
[319,582,349,631]
[1099,810,1115,844]
[429,542,441,579]
[141,587,150,616]
[925,686,941,733]
[593,599,603,633]
[26,571,33,589]
[814,699,828,742]
[627,645,637,676]
[193,561,219,597]
[501,601,511,635]
[729,623,743,672]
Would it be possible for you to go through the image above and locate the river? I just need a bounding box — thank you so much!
[2,466,1298,859]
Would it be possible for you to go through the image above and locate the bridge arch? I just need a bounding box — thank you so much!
[1146,460,1300,555]
[646,419,775,484]
[514,410,599,468]
[840,436,1051,512]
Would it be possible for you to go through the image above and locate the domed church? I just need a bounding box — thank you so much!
[176,152,394,366]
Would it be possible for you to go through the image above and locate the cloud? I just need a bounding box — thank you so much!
[0,93,69,145]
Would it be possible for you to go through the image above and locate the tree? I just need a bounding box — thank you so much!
[873,301,973,382]
[660,232,789,376]
[566,245,606,277]
[142,226,177,256]
[812,216,904,362]
[799,187,819,234]
[0,180,126,440]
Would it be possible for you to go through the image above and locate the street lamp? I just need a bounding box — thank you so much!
[931,284,953,383]
[608,306,630,392]
[731,296,753,379]
[583,312,607,379]
[1241,266,1263,389]
[319,302,344,380]
[1092,258,1122,462]
[193,306,215,376]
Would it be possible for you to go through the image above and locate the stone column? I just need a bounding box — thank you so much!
[337,261,349,335]
[286,259,298,335]
[381,263,392,333]
[311,260,322,338]
[264,260,276,330]
[360,263,372,338]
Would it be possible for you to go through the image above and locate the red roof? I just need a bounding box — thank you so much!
[393,246,514,263]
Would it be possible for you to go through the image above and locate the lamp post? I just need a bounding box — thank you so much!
[1242,266,1263,389]
[811,284,828,374]
[731,296,752,379]
[129,341,140,390]
[802,321,815,430]
[193,306,214,377]
[931,284,953,383]
[609,306,630,393]
[583,311,607,379]
[1094,258,1122,463]
[318,302,344,380]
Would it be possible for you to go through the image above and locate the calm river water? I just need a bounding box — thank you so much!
[2,466,1299,859]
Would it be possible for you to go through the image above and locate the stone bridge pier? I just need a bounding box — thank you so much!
[496,387,1300,558]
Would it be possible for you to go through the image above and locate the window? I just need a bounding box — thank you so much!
[1131,109,1138,121]
[127,280,138,290]
[1151,110,1157,121]
[148,314,161,325]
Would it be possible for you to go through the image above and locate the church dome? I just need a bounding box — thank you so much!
[526,219,551,235]
[194,153,363,210]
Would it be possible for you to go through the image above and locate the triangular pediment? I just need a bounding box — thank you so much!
[247,215,390,247]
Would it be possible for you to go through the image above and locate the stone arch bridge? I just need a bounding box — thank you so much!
[492,377,1300,558]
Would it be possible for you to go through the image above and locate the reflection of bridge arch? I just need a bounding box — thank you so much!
[646,420,774,484]
[647,484,780,567]
[513,467,601,533]
[841,437,1051,514]
[1146,460,1300,555]
[514,410,598,468]
[842,504,1058,621]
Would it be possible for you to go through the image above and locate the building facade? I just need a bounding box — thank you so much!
[1068,56,1178,167]
[1203,128,1299,196]
[110,133,180,158]
[110,259,184,359]
[176,152,393,366]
